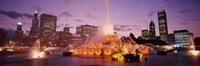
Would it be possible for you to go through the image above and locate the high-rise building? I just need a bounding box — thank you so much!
[64,27,70,33]
[40,13,57,47]
[173,30,194,49]
[168,33,175,45]
[0,28,7,46]
[149,20,156,39]
[62,27,72,45]
[141,29,150,40]
[30,10,40,37]
[158,9,169,43]
[70,34,84,44]
[15,22,24,45]
[53,27,73,47]
[76,24,98,37]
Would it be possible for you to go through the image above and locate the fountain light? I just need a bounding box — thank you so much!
[102,24,113,35]
[104,49,112,55]
[189,50,199,56]
[32,51,45,58]
[95,49,101,55]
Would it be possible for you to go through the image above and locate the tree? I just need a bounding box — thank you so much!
[129,32,168,46]
[129,33,137,41]
[194,37,200,50]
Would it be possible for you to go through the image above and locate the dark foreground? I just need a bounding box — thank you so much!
[0,52,200,66]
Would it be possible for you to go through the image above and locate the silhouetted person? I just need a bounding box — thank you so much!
[135,48,140,55]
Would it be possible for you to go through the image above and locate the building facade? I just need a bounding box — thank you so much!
[54,27,72,47]
[40,13,57,47]
[158,9,169,43]
[61,27,72,46]
[168,33,175,45]
[149,20,156,39]
[173,30,194,49]
[76,24,98,37]
[70,34,84,44]
[0,28,7,47]
[141,29,150,40]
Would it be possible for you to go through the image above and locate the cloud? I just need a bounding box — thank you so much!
[135,28,142,30]
[147,12,155,17]
[195,2,200,6]
[127,28,132,31]
[164,4,175,9]
[179,9,190,13]
[59,11,72,17]
[0,18,4,21]
[57,23,74,29]
[64,0,73,5]
[132,25,141,27]
[23,13,33,18]
[114,24,119,27]
[114,26,133,31]
[0,10,33,19]
[69,26,74,29]
[114,27,123,31]
[115,24,141,28]
[163,0,170,2]
[185,18,200,22]
[86,14,97,19]
[180,22,186,25]
[74,19,83,22]
[56,25,61,28]
[137,21,147,23]
[120,25,130,28]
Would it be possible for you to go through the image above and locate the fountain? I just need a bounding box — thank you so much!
[63,0,149,57]
[63,23,149,57]
[31,39,45,58]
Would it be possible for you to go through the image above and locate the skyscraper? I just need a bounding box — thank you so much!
[0,28,7,46]
[173,30,194,49]
[158,9,168,43]
[149,20,156,39]
[15,22,23,45]
[40,13,57,47]
[76,24,98,37]
[30,10,40,37]
[141,29,150,40]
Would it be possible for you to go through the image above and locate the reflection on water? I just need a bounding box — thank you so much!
[31,59,44,66]
[1,52,200,66]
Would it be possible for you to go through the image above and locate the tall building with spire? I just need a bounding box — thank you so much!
[30,10,40,38]
[158,9,169,43]
[149,20,156,39]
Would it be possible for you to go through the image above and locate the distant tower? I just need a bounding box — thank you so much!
[149,20,156,39]
[62,27,72,46]
[16,22,22,31]
[64,27,70,33]
[15,22,24,45]
[30,10,40,37]
[141,29,150,40]
[158,9,168,43]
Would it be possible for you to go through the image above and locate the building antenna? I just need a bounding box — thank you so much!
[147,21,149,30]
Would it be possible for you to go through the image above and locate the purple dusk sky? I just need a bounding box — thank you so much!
[0,0,200,37]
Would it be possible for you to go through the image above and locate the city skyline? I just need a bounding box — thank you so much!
[0,0,200,37]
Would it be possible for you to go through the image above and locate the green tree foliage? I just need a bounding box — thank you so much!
[194,37,200,50]
[129,33,168,46]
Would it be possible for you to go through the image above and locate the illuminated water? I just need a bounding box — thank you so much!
[0,52,199,66]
